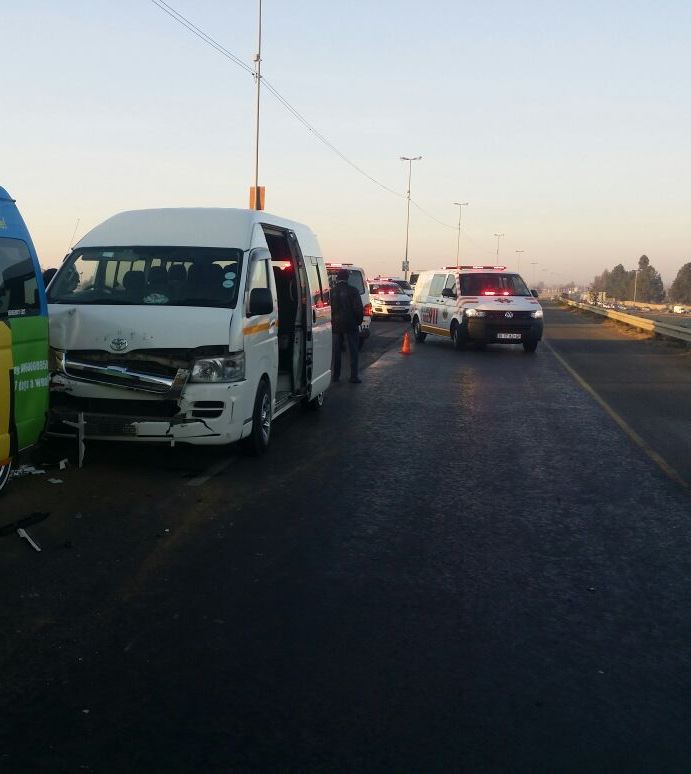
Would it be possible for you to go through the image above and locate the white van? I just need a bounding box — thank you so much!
[325,263,371,348]
[47,208,332,453]
[410,265,543,353]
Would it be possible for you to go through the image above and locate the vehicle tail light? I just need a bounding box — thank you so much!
[482,290,496,295]
[363,303,372,316]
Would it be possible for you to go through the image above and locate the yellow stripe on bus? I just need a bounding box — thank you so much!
[242,320,273,335]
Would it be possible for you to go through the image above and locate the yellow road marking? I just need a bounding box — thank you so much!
[544,339,688,491]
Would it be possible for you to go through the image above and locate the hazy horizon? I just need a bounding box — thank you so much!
[4,1,690,287]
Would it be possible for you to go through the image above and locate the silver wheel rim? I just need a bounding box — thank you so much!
[259,391,271,443]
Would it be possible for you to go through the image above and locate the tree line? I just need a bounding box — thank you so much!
[591,256,691,304]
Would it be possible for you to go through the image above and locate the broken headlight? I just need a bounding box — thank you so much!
[49,347,66,372]
[190,352,245,383]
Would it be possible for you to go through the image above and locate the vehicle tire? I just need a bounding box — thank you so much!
[451,321,466,350]
[0,460,12,494]
[523,339,539,353]
[412,317,427,343]
[303,390,325,412]
[243,378,272,455]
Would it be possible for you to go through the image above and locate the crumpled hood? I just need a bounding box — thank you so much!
[48,304,232,352]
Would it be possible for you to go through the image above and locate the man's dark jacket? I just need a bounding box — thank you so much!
[331,280,364,334]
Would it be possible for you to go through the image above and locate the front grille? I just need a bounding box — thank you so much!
[65,351,179,379]
[52,392,180,418]
[484,311,533,322]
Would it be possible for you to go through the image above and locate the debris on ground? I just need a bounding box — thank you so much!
[17,527,42,552]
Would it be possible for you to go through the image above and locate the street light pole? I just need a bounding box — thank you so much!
[530,261,538,287]
[494,233,504,261]
[515,249,524,273]
[633,268,639,305]
[454,202,469,269]
[252,0,262,209]
[400,155,422,281]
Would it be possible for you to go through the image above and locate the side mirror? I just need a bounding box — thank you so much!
[248,287,273,316]
[531,289,539,298]
[441,287,456,298]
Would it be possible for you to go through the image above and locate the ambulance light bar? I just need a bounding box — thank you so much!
[442,265,506,271]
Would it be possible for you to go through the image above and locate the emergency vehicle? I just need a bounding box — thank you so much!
[368,281,411,319]
[410,265,543,352]
[47,208,332,454]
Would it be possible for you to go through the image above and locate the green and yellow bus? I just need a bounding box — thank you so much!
[0,187,49,493]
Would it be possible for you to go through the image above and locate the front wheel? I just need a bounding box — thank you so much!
[412,317,427,343]
[243,379,272,455]
[523,339,539,353]
[451,321,466,350]
[0,460,13,494]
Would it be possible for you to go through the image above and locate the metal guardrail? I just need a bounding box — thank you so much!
[565,300,691,344]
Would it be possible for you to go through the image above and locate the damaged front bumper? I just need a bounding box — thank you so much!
[49,374,247,445]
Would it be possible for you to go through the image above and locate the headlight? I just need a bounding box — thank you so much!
[531,309,544,319]
[191,352,245,383]
[465,308,486,318]
[49,347,66,372]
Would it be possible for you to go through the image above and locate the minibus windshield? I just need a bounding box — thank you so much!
[0,238,41,319]
[48,246,244,308]
[459,273,531,297]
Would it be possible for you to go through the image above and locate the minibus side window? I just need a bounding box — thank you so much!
[304,259,323,308]
[0,238,40,318]
[246,259,271,313]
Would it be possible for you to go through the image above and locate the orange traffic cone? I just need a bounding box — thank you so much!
[401,331,412,355]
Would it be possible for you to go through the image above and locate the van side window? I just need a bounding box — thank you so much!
[304,258,323,308]
[316,263,331,306]
[428,273,446,297]
[0,238,41,318]
[248,259,270,294]
[444,274,457,294]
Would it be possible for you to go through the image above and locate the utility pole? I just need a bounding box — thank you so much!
[515,249,524,273]
[454,202,469,268]
[494,233,504,261]
[400,156,422,281]
[633,268,639,305]
[251,0,263,209]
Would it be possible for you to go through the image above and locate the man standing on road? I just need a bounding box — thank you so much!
[331,269,364,384]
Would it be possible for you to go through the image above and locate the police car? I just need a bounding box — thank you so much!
[410,265,543,352]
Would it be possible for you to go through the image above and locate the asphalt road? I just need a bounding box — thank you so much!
[1,311,690,773]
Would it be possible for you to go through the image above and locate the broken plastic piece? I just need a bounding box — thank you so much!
[17,527,42,552]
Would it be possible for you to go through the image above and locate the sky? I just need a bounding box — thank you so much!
[3,0,690,286]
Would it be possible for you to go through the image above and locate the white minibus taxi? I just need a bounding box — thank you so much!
[47,208,332,453]
[410,265,543,353]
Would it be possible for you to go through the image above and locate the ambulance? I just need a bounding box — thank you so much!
[47,208,331,453]
[0,187,50,492]
[410,265,543,353]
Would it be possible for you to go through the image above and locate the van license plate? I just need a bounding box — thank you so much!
[497,333,521,340]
